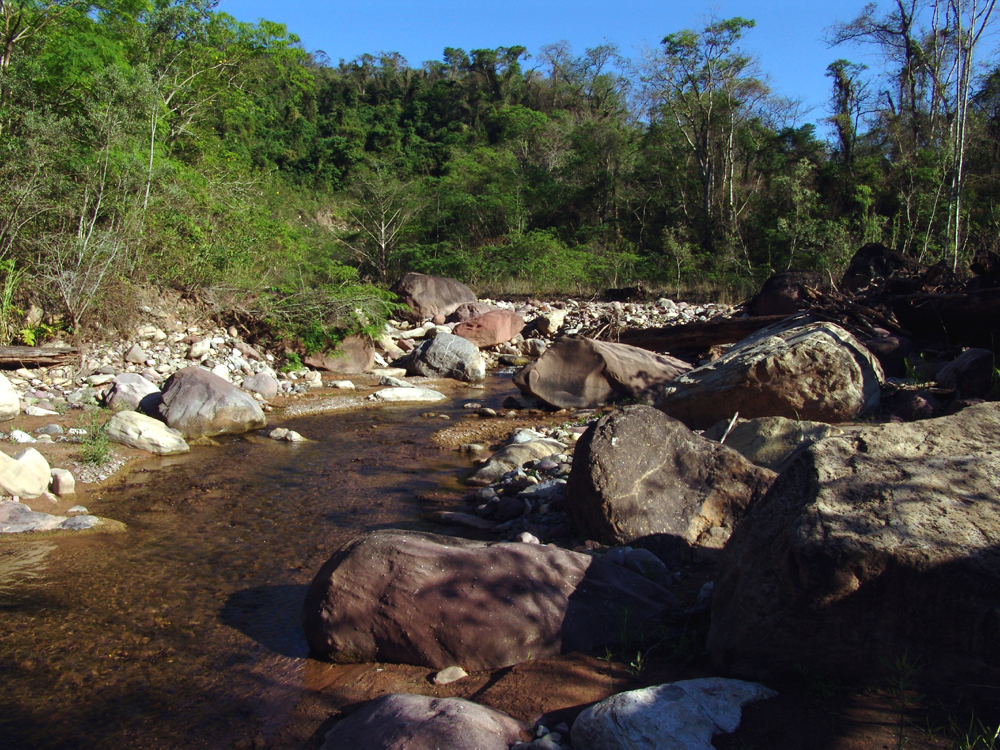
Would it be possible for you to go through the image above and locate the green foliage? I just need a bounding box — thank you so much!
[77,408,112,466]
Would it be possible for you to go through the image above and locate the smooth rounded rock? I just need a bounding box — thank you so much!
[158,367,266,438]
[106,411,190,455]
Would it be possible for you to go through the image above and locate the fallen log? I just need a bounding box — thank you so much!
[0,346,78,368]
[616,315,792,353]
[891,289,1000,348]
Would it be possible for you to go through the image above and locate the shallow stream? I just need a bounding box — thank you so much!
[0,379,515,749]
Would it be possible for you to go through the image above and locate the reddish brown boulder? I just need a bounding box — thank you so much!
[302,530,673,670]
[567,406,776,555]
[453,309,524,348]
[446,301,497,323]
[320,694,526,750]
[390,272,476,321]
[304,335,374,374]
[513,336,692,409]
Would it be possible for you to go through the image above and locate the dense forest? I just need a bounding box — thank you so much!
[1,0,999,345]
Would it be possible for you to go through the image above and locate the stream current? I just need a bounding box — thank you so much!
[0,379,514,749]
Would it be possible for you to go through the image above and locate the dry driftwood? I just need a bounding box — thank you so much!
[616,315,790,353]
[0,346,78,368]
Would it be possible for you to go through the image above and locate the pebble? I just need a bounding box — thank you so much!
[432,666,468,685]
[329,380,355,390]
[10,430,35,443]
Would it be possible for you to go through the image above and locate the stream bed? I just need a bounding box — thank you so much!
[0,381,513,750]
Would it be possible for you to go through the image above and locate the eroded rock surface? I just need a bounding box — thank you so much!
[708,402,1000,685]
[567,406,776,552]
[407,333,486,382]
[391,272,477,321]
[656,320,883,429]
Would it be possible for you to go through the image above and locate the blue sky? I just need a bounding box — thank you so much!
[217,1,880,131]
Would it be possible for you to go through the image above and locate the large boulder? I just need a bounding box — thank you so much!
[104,373,160,412]
[157,367,266,438]
[707,402,1000,685]
[0,373,20,421]
[391,272,477,321]
[320,694,525,750]
[304,335,374,374]
[701,416,843,471]
[453,309,524,348]
[841,242,921,294]
[406,333,485,382]
[466,438,566,486]
[567,406,776,554]
[744,271,821,317]
[303,530,672,671]
[445,301,497,323]
[106,411,190,455]
[571,678,777,750]
[514,336,692,409]
[0,447,51,497]
[656,320,883,430]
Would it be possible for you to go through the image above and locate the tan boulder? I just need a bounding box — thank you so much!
[453,309,524,348]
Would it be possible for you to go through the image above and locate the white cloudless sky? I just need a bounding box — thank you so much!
[217,0,883,132]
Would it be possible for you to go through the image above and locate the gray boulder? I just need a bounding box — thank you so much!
[514,336,692,409]
[571,678,777,750]
[0,372,20,421]
[368,386,447,403]
[708,402,1000,685]
[105,373,160,412]
[0,500,103,533]
[702,416,844,471]
[567,406,776,553]
[407,333,485,382]
[241,371,278,400]
[391,272,477,321]
[303,530,673,671]
[158,367,266,438]
[321,693,525,750]
[0,447,51,497]
[466,438,565,486]
[106,411,190,455]
[656,320,883,430]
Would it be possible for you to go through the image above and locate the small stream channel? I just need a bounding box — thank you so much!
[0,377,519,750]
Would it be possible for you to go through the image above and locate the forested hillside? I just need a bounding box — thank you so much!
[2,0,998,344]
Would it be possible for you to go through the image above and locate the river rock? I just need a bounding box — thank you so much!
[158,367,266,438]
[453,309,525,348]
[303,530,673,670]
[320,693,525,750]
[304,335,375,374]
[707,401,1000,685]
[535,309,568,336]
[0,500,103,533]
[49,468,75,496]
[567,406,776,554]
[656,320,883,430]
[407,333,486,382]
[466,439,566,486]
[368,387,447,403]
[124,343,147,364]
[570,678,777,750]
[0,448,51,497]
[701,416,842,471]
[391,272,477,321]
[107,411,190,455]
[446,301,497,323]
[241,371,278,400]
[105,373,160,412]
[513,336,692,409]
[744,271,821,316]
[0,373,20,421]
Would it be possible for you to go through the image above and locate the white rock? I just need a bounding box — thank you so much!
[284,430,307,442]
[67,505,88,514]
[211,364,232,382]
[49,468,76,496]
[329,380,355,390]
[268,428,289,440]
[571,678,777,750]
[25,405,59,417]
[432,666,469,685]
[367,387,448,403]
[187,338,212,359]
[106,411,190,455]
[10,430,35,444]
[0,448,51,497]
